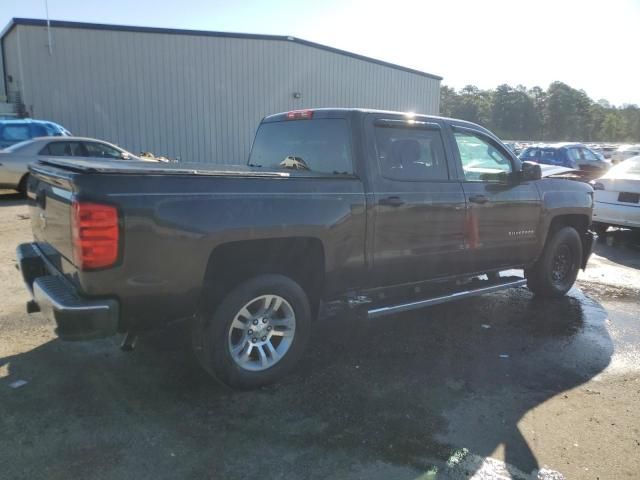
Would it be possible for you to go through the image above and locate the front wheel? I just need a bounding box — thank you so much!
[525,226,583,298]
[193,274,311,389]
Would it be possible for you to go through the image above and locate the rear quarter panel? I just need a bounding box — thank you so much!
[71,173,367,330]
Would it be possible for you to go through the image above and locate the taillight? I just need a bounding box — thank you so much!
[286,109,313,119]
[71,201,119,269]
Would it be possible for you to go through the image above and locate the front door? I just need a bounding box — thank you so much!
[368,116,467,287]
[451,127,542,272]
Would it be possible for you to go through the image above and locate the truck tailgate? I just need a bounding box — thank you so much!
[29,166,76,267]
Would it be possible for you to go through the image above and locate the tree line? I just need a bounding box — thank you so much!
[440,82,640,143]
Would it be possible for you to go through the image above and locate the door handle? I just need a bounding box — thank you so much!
[469,194,488,204]
[379,196,405,207]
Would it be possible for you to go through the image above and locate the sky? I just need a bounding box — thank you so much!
[2,0,640,106]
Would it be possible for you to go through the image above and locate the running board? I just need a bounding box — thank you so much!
[367,279,527,319]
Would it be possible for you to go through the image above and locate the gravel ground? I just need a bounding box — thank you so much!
[0,191,638,479]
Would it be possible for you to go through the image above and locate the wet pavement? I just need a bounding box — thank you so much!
[0,192,638,479]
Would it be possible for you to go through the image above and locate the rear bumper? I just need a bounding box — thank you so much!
[16,243,119,341]
[593,201,640,229]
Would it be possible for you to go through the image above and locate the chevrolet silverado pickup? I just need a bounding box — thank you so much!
[17,109,596,389]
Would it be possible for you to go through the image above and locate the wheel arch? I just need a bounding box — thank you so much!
[200,236,326,316]
[538,212,592,270]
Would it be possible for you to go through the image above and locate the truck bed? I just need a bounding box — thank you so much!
[36,157,346,179]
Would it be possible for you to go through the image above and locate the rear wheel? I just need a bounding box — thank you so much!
[193,274,311,389]
[526,226,582,298]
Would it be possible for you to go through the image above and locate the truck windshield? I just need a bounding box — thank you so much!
[249,119,353,174]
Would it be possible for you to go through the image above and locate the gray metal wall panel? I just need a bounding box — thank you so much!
[5,24,440,164]
[2,28,21,103]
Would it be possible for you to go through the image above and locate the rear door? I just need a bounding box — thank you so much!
[367,115,467,286]
[450,125,541,271]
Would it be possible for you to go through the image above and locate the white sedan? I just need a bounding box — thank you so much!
[0,136,153,193]
[592,156,640,232]
[610,144,640,164]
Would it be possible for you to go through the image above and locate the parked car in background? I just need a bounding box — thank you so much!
[600,145,618,160]
[611,144,640,164]
[591,156,640,233]
[0,136,147,193]
[518,143,610,180]
[0,119,70,149]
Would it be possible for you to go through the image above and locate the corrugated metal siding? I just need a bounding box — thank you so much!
[4,24,440,163]
[2,28,21,103]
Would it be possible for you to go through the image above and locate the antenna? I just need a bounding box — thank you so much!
[45,0,53,55]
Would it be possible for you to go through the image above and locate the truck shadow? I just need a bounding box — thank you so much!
[0,287,613,479]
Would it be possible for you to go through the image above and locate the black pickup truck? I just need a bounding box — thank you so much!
[17,109,596,389]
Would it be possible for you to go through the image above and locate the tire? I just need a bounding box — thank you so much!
[525,226,583,298]
[17,174,29,196]
[193,274,311,389]
[592,222,609,236]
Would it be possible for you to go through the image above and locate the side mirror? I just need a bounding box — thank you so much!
[520,161,542,181]
[120,152,130,160]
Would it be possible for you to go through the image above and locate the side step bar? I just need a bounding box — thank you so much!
[367,279,527,319]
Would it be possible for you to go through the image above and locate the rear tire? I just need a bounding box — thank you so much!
[193,274,311,389]
[526,226,582,298]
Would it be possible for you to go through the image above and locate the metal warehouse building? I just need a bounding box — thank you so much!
[0,18,442,163]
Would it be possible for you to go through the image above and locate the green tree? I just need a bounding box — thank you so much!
[439,83,640,143]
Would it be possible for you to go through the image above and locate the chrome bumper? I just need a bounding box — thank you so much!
[16,243,119,340]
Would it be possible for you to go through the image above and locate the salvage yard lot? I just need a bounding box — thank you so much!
[1,191,639,480]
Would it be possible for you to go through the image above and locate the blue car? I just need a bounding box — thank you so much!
[0,119,71,149]
[519,142,610,179]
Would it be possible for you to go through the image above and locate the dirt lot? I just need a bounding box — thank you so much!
[1,191,639,480]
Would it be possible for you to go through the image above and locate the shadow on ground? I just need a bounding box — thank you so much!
[0,287,613,479]
[0,190,26,207]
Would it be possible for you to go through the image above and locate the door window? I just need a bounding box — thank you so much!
[454,132,512,182]
[84,142,123,159]
[580,148,598,162]
[566,148,580,167]
[374,126,449,181]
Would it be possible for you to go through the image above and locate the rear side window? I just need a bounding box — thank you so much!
[567,148,581,164]
[249,119,353,174]
[84,142,123,159]
[31,124,48,137]
[41,141,74,156]
[1,125,31,142]
[374,126,449,181]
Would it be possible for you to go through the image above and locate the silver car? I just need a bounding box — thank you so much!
[0,136,147,193]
